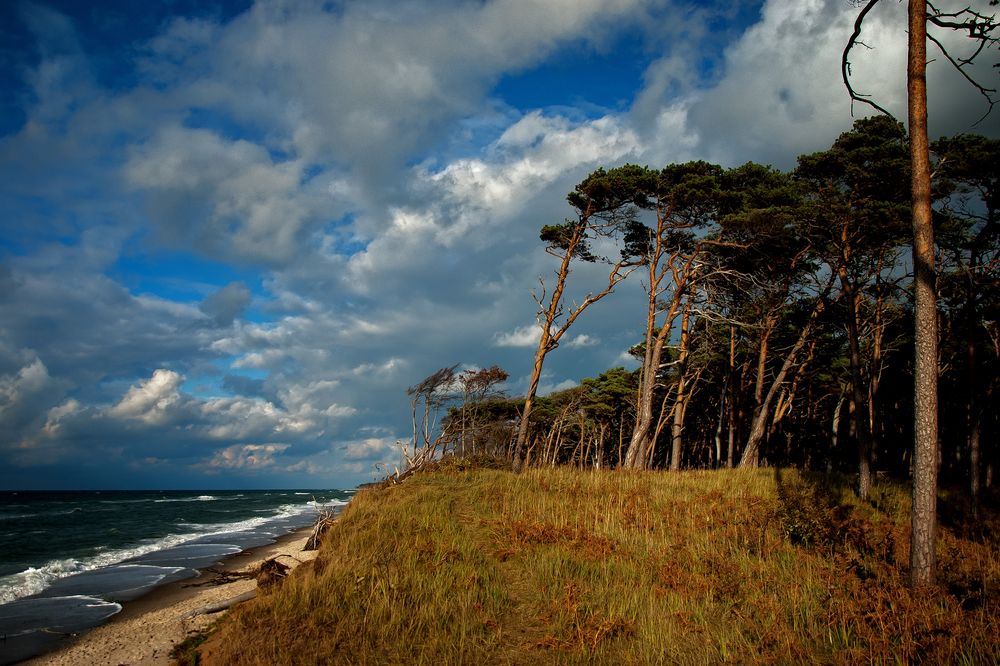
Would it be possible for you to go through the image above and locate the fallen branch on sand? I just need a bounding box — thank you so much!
[183,556,296,588]
[181,590,257,618]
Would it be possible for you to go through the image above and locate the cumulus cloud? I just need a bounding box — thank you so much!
[127,126,325,264]
[494,324,542,348]
[567,334,599,348]
[109,369,184,425]
[200,281,252,326]
[341,437,398,462]
[0,357,66,442]
[1,0,997,489]
[204,443,290,470]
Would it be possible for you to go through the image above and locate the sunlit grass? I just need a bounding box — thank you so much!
[200,463,999,664]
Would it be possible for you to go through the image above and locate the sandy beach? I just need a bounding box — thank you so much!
[23,527,319,666]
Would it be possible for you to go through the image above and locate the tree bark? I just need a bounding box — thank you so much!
[840,275,874,500]
[513,332,551,472]
[740,291,829,467]
[726,324,737,468]
[670,306,693,471]
[908,0,939,588]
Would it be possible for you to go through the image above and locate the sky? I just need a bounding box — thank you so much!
[1,0,997,490]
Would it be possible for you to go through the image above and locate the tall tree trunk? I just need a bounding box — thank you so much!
[726,324,737,469]
[840,276,874,500]
[968,329,981,519]
[832,391,846,474]
[740,293,829,467]
[670,306,693,471]
[908,0,939,587]
[513,335,550,472]
[624,315,666,468]
[715,381,727,469]
[623,253,666,469]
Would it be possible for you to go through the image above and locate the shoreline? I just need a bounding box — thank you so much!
[21,525,320,666]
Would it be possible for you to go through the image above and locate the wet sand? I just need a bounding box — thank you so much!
[23,526,319,666]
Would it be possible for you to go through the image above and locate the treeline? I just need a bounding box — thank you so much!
[407,117,997,508]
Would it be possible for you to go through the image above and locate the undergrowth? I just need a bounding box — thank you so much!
[198,464,999,664]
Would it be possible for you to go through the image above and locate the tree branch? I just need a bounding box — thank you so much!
[843,0,896,118]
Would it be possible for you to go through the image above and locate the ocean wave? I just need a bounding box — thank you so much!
[97,498,157,505]
[153,494,219,503]
[0,595,122,638]
[0,512,41,520]
[0,507,83,520]
[0,498,346,605]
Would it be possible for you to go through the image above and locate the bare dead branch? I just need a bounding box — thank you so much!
[843,0,896,118]
[926,30,998,123]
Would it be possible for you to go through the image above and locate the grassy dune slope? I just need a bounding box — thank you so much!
[200,464,999,664]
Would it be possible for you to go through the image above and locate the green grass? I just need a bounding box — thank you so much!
[200,463,1000,664]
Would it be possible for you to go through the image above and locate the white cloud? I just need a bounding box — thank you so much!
[108,369,184,425]
[539,378,579,396]
[126,126,323,263]
[42,399,83,437]
[567,334,599,348]
[0,359,51,408]
[341,437,398,462]
[351,358,405,378]
[204,443,290,470]
[2,0,997,489]
[494,324,542,348]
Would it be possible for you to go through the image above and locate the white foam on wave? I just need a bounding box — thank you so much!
[0,497,347,606]
[1,507,82,520]
[0,512,41,520]
[97,498,157,505]
[180,499,344,532]
[153,494,219,503]
[0,594,123,638]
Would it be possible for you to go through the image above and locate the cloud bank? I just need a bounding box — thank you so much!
[0,0,996,488]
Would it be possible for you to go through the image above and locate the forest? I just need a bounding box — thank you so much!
[401,116,998,514]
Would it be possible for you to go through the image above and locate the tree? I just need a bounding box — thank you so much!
[933,134,1000,517]
[402,365,459,474]
[708,163,819,468]
[511,167,644,472]
[580,367,639,468]
[795,116,911,497]
[908,0,940,587]
[843,0,1000,586]
[455,366,509,456]
[621,162,726,469]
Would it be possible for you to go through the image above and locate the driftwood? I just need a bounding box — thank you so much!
[254,558,290,588]
[182,590,257,618]
[304,516,337,550]
[182,556,298,590]
[183,568,246,587]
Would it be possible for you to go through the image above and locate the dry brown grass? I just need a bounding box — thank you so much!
[198,464,1000,665]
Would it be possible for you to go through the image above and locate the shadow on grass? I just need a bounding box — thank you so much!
[772,468,897,579]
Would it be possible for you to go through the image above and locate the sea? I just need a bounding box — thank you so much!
[0,489,353,664]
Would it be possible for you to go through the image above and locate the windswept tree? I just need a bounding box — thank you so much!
[580,367,639,468]
[402,365,459,472]
[512,166,645,472]
[455,365,509,456]
[620,162,727,469]
[709,163,820,468]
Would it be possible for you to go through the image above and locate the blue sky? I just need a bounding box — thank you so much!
[1,0,997,489]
